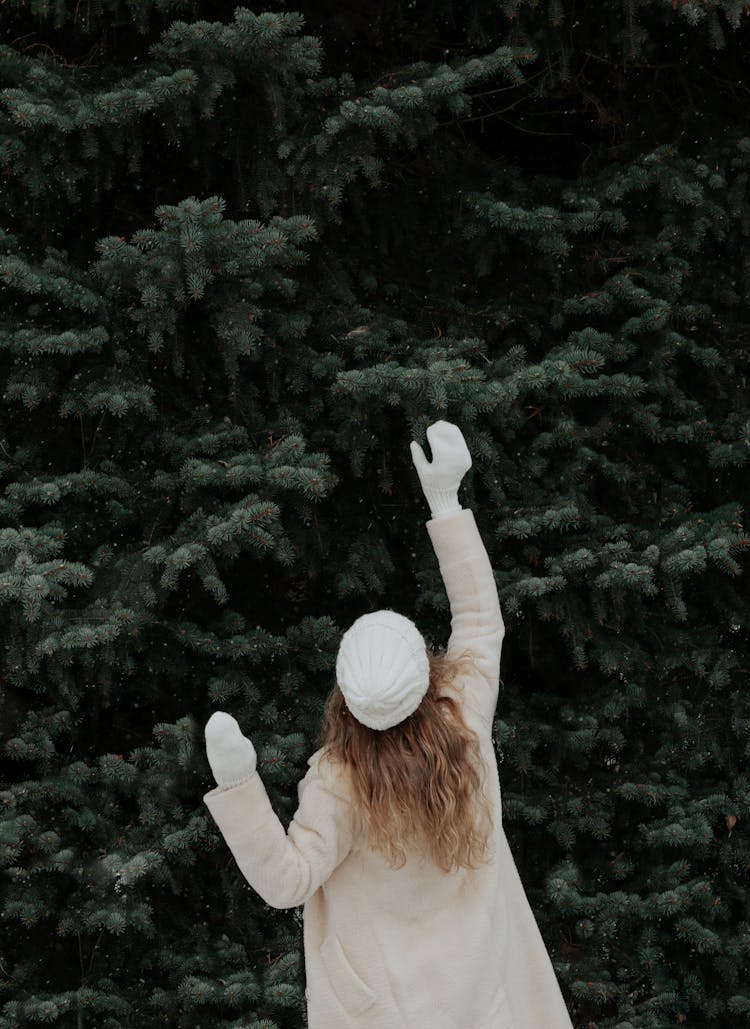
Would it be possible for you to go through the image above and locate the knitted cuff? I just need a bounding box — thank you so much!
[215,769,256,792]
[423,486,462,520]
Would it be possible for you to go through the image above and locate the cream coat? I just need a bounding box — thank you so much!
[203,508,574,1028]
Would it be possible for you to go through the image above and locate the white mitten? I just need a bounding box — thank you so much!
[410,420,472,519]
[205,711,257,789]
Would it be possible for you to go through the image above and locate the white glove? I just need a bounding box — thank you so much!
[205,711,257,789]
[410,420,472,519]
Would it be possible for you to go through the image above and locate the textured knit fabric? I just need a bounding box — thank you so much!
[203,508,574,1029]
[336,609,430,729]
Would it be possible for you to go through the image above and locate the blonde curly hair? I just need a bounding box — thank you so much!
[317,648,494,873]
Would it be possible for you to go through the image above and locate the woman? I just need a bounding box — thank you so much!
[203,420,574,1028]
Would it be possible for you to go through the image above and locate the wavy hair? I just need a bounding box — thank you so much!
[316,648,494,873]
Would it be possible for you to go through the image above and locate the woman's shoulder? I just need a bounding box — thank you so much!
[305,745,354,801]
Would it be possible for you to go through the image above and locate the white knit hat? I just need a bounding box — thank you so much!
[335,610,430,730]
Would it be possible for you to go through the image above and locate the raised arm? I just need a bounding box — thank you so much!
[411,422,505,725]
[426,508,505,723]
[203,715,354,909]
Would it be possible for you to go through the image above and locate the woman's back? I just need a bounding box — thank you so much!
[300,729,510,1029]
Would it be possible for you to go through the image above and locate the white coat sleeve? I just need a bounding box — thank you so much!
[202,750,355,910]
[426,507,505,726]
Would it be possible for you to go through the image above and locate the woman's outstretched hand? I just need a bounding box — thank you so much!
[410,420,472,519]
[205,711,257,789]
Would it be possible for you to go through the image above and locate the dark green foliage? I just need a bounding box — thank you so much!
[1,1,749,1026]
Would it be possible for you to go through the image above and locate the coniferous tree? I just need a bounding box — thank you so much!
[1,2,749,1027]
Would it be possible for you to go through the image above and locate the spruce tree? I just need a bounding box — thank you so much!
[1,2,749,1027]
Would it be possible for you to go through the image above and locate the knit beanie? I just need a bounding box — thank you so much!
[335,610,431,730]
